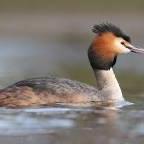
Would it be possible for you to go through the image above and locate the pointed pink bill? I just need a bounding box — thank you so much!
[126,44,144,54]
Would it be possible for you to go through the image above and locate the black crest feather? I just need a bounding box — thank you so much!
[92,23,131,42]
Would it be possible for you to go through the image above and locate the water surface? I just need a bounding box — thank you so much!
[0,104,144,144]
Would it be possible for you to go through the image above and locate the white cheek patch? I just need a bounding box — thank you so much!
[114,39,131,54]
[121,47,131,53]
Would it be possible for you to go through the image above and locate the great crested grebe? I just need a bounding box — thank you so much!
[0,23,144,108]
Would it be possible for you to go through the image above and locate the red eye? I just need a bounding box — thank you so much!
[121,42,125,45]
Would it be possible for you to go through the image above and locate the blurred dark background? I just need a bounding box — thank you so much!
[0,0,143,99]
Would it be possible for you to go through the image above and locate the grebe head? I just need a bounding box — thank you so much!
[88,23,144,70]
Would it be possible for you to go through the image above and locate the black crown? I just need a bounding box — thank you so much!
[92,23,131,42]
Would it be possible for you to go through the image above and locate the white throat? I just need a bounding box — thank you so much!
[94,68,125,102]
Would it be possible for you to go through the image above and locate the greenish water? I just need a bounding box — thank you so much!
[0,0,143,12]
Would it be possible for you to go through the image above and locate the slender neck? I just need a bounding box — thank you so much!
[94,68,125,101]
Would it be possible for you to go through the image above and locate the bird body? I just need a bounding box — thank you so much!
[0,77,99,108]
[0,69,124,108]
[0,23,144,108]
